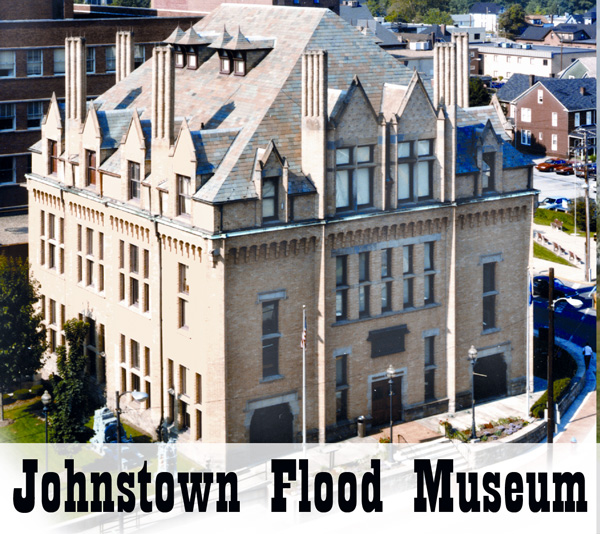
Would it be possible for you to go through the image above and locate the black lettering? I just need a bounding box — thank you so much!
[90,472,114,512]
[414,459,453,512]
[505,472,523,512]
[338,472,357,513]
[553,472,587,512]
[482,472,501,512]
[41,471,61,513]
[137,461,152,513]
[155,472,174,512]
[298,459,311,512]
[271,459,296,512]
[314,472,334,512]
[65,459,88,512]
[13,459,37,513]
[457,472,480,512]
[178,472,212,512]
[362,460,383,512]
[216,472,240,512]
[526,472,550,513]
[116,472,135,512]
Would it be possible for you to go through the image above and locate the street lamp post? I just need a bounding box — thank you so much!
[386,365,394,443]
[468,346,478,440]
[41,389,52,444]
[115,390,149,443]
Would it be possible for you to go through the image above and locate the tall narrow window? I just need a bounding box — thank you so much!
[358,251,370,318]
[49,140,58,174]
[483,262,497,331]
[86,48,96,73]
[105,46,116,72]
[128,161,141,200]
[27,49,43,76]
[177,175,191,216]
[179,263,189,293]
[179,298,187,328]
[0,51,16,77]
[27,102,43,129]
[424,242,435,305]
[130,245,139,274]
[179,365,187,395]
[131,340,140,369]
[335,354,348,422]
[403,245,413,274]
[262,178,278,222]
[262,301,280,378]
[482,153,495,192]
[424,335,435,401]
[398,140,434,203]
[335,255,348,321]
[0,104,15,131]
[195,373,202,404]
[335,146,374,212]
[551,112,557,127]
[53,48,65,75]
[86,150,97,187]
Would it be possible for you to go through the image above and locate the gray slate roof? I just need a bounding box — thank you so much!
[97,109,134,149]
[536,77,596,111]
[518,25,552,41]
[496,74,550,103]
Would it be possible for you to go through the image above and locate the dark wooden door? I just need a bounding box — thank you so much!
[474,354,507,402]
[250,403,294,443]
[371,376,402,426]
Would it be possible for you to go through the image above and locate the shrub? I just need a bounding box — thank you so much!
[30,384,44,397]
[2,393,15,405]
[13,388,32,401]
[530,377,571,419]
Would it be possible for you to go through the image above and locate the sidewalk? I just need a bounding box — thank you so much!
[532,221,596,283]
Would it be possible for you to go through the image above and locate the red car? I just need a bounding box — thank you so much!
[555,161,576,175]
[535,158,567,172]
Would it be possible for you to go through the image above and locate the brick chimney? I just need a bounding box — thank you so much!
[433,41,457,109]
[65,37,87,125]
[529,74,535,86]
[451,32,469,108]
[116,31,134,84]
[301,50,328,219]
[580,86,586,95]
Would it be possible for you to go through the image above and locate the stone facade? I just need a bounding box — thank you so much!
[27,5,535,443]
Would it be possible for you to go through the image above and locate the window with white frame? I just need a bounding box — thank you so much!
[0,51,15,77]
[574,112,580,127]
[521,129,531,146]
[482,152,495,192]
[423,241,435,305]
[537,89,543,104]
[105,46,116,72]
[128,161,141,200]
[0,156,15,184]
[482,261,498,331]
[335,145,375,212]
[177,174,191,216]
[424,335,435,401]
[27,101,43,129]
[27,50,43,76]
[397,139,434,203]
[551,134,557,151]
[0,104,15,131]
[86,48,95,74]
[551,112,557,127]
[539,132,543,141]
[262,178,278,222]
[585,111,592,125]
[134,45,145,69]
[521,107,531,122]
[53,48,65,75]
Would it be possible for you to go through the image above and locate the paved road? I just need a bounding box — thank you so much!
[533,157,596,201]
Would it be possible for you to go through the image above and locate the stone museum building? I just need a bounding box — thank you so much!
[27,5,535,443]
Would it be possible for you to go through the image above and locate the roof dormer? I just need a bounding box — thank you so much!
[209,26,274,77]
[164,25,212,70]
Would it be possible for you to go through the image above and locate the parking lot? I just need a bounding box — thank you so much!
[533,156,596,201]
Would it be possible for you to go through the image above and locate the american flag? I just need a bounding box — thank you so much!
[300,314,307,348]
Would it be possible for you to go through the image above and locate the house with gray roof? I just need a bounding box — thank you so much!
[28,5,535,443]
[512,77,596,157]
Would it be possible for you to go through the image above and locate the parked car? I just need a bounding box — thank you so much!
[537,197,570,211]
[535,158,567,172]
[575,163,596,179]
[555,161,576,175]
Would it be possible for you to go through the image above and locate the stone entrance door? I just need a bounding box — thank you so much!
[371,376,402,427]
[249,402,294,443]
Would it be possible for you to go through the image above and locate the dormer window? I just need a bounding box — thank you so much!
[175,51,185,68]
[128,161,141,200]
[187,52,198,70]
[219,51,231,74]
[49,140,58,175]
[262,178,278,222]
[86,150,97,188]
[233,52,246,76]
[482,153,495,193]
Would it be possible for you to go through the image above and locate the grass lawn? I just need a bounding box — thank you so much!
[534,208,583,236]
[0,397,47,443]
[533,242,573,266]
[0,394,152,443]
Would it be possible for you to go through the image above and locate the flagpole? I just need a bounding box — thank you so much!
[302,305,306,454]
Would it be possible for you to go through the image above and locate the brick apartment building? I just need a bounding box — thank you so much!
[0,0,200,211]
[28,5,534,443]
[511,77,596,157]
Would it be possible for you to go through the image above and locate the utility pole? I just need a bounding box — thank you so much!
[583,129,591,282]
[547,268,555,443]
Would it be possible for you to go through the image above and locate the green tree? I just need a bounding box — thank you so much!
[498,4,527,39]
[386,0,430,22]
[50,319,92,442]
[0,257,46,421]
[366,0,390,18]
[469,77,491,106]
[422,8,453,25]
[449,0,470,14]
[111,0,151,7]
[569,197,597,234]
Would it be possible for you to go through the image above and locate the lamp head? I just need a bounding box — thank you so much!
[468,345,478,362]
[386,364,395,379]
[131,390,149,403]
[41,390,52,406]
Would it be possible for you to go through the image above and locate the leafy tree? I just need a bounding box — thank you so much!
[386,0,431,22]
[569,197,597,234]
[498,4,527,39]
[469,77,491,106]
[50,319,92,442]
[0,257,46,421]
[366,0,390,18]
[422,8,453,25]
[449,0,471,14]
